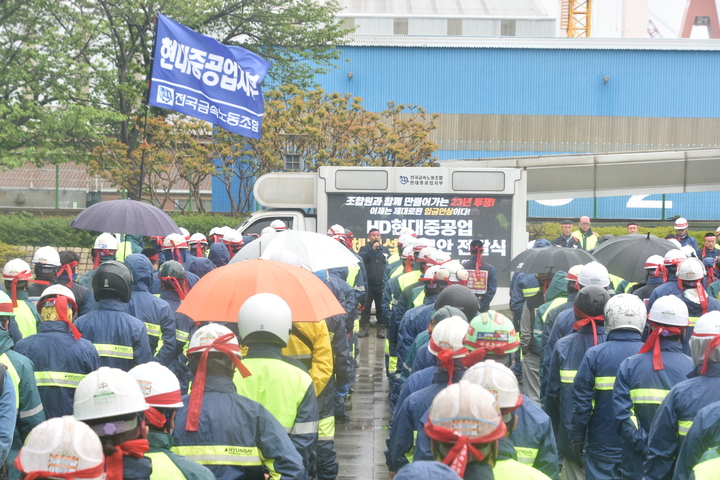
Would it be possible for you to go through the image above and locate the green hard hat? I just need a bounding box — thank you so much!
[463,310,519,354]
[158,260,186,280]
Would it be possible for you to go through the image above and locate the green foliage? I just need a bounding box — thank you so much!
[528,222,708,245]
[0,212,245,248]
[0,242,24,265]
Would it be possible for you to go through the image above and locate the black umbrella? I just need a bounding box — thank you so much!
[69,199,182,236]
[509,246,596,275]
[592,233,676,282]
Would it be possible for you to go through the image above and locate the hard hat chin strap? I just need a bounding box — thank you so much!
[639,322,683,371]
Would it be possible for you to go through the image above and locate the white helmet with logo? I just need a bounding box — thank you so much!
[648,295,689,327]
[129,362,184,408]
[438,260,470,284]
[188,323,241,357]
[93,233,119,251]
[237,293,293,347]
[604,294,647,334]
[2,258,31,281]
[427,380,505,439]
[428,316,471,358]
[645,255,664,271]
[664,249,687,267]
[17,416,104,480]
[32,246,61,267]
[189,233,208,245]
[73,366,149,422]
[675,217,689,230]
[162,233,188,250]
[578,261,610,288]
[677,257,706,282]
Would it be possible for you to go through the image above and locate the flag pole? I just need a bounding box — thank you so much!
[139,14,159,202]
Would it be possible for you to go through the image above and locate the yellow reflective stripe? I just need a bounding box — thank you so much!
[176,329,189,343]
[34,371,86,388]
[171,445,262,465]
[0,353,20,408]
[389,356,398,372]
[560,370,577,383]
[630,415,638,428]
[384,339,390,355]
[594,376,616,391]
[522,287,540,298]
[319,416,335,441]
[689,317,699,327]
[404,431,418,463]
[291,420,319,435]
[93,344,133,359]
[144,322,161,337]
[515,446,539,465]
[630,388,670,405]
[286,354,312,360]
[353,319,360,333]
[678,420,693,436]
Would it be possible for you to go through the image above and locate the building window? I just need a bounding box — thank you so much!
[283,154,303,172]
[447,19,462,36]
[394,18,408,35]
[341,17,355,31]
[501,20,516,36]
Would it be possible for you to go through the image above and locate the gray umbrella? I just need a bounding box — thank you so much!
[69,199,182,236]
[592,233,677,282]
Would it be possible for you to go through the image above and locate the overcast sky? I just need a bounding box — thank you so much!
[539,0,714,38]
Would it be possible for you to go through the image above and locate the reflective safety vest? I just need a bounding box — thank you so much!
[93,344,134,360]
[116,241,134,263]
[346,264,359,289]
[33,371,85,389]
[494,459,551,480]
[572,230,599,251]
[172,445,263,467]
[0,354,20,409]
[147,451,186,480]
[14,301,38,338]
[692,456,720,480]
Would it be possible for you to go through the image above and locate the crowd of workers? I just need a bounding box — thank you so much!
[0,215,719,479]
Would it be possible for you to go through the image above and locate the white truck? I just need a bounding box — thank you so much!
[236,166,527,286]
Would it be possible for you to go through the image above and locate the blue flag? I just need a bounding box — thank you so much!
[149,14,271,139]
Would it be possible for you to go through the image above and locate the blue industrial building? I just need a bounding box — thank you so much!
[212,36,720,220]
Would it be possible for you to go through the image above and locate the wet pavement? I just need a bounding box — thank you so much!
[336,332,391,480]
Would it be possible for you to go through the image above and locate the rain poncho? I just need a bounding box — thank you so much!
[674,399,720,480]
[146,431,215,480]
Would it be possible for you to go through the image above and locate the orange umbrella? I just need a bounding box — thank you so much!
[177,259,344,323]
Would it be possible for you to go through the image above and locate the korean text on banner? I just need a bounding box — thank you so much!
[149,14,271,139]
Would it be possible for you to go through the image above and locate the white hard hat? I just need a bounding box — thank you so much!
[682,245,698,258]
[74,367,148,422]
[578,261,610,288]
[270,219,287,231]
[17,416,104,479]
[129,362,183,408]
[2,258,31,281]
[208,227,223,238]
[179,227,190,240]
[566,264,584,283]
[645,255,664,270]
[690,311,720,367]
[648,295,689,327]
[438,261,470,284]
[463,359,522,412]
[238,293,293,347]
[421,264,442,282]
[268,249,302,268]
[162,233,188,250]
[222,229,244,245]
[38,284,77,310]
[93,233,119,251]
[694,311,720,335]
[664,249,687,266]
[261,226,277,237]
[427,380,504,439]
[401,245,415,259]
[413,238,433,253]
[188,323,241,357]
[327,224,345,237]
[189,233,208,245]
[716,226,720,236]
[428,316,471,358]
[399,227,416,237]
[675,217,689,229]
[667,239,683,250]
[398,233,414,247]
[418,246,439,264]
[604,294,647,334]
[32,246,61,267]
[424,248,450,266]
[677,257,706,282]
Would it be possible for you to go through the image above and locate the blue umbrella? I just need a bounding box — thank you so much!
[69,199,182,236]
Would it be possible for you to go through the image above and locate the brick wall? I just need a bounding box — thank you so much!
[17,246,95,275]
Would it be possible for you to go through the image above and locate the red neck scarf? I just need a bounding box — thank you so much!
[638,322,683,371]
[678,278,709,314]
[404,255,413,273]
[94,250,115,269]
[429,338,465,385]
[185,333,251,431]
[9,272,32,308]
[194,242,204,258]
[51,296,82,340]
[14,455,105,480]
[573,307,603,346]
[654,264,668,283]
[708,267,717,285]
[160,276,189,300]
[471,247,483,272]
[56,261,78,287]
[144,406,167,428]
[105,439,150,480]
[424,420,506,477]
[695,333,720,375]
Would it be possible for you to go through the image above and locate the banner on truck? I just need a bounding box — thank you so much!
[327,193,513,286]
[149,14,271,139]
